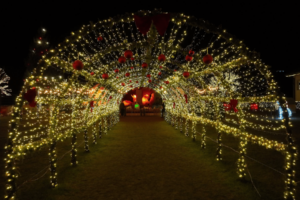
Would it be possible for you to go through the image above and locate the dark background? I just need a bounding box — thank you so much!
[1,2,299,104]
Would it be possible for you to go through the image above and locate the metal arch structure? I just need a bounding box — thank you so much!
[5,10,297,199]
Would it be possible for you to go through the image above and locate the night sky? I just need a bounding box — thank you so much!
[1,2,298,104]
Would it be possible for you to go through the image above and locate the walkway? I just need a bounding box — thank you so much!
[19,116,259,200]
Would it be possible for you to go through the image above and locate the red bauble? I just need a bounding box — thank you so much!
[121,83,125,86]
[109,96,112,99]
[116,76,119,79]
[183,71,190,78]
[130,57,135,61]
[125,72,130,77]
[73,60,84,70]
[124,50,133,59]
[158,72,162,76]
[148,79,152,83]
[159,66,163,69]
[160,86,163,89]
[142,63,148,68]
[136,81,139,83]
[165,81,169,84]
[130,85,133,88]
[90,72,95,76]
[189,50,195,55]
[114,69,119,73]
[203,54,213,64]
[185,55,193,62]
[130,66,134,69]
[158,54,166,62]
[29,101,37,107]
[24,87,37,103]
[90,101,94,107]
[97,36,103,41]
[118,56,126,64]
[102,73,109,79]
[129,80,132,83]
[146,74,151,78]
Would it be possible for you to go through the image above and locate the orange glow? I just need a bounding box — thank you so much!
[123,100,132,106]
[131,94,137,103]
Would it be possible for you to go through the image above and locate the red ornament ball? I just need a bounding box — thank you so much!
[158,54,166,62]
[203,54,213,64]
[73,60,84,70]
[189,50,195,55]
[148,79,152,83]
[124,50,133,59]
[165,81,169,84]
[90,72,95,76]
[97,36,103,41]
[183,71,190,78]
[130,85,133,88]
[136,81,139,83]
[118,56,126,64]
[130,66,134,69]
[129,80,132,83]
[121,83,125,86]
[160,86,163,89]
[142,63,148,68]
[185,55,193,62]
[159,66,163,69]
[114,69,119,73]
[146,74,151,78]
[29,101,37,107]
[130,57,135,61]
[158,72,162,76]
[116,76,119,79]
[102,73,109,79]
[125,72,130,77]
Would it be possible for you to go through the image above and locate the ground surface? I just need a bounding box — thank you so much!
[1,114,300,199]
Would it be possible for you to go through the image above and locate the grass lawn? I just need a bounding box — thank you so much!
[0,114,299,199]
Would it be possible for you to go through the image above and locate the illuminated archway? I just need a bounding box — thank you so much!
[5,10,296,200]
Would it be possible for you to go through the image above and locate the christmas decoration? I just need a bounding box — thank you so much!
[125,73,130,77]
[4,10,296,200]
[146,74,151,78]
[203,54,213,64]
[73,60,83,70]
[142,63,148,68]
[183,71,190,78]
[118,56,126,64]
[114,69,119,73]
[102,73,109,79]
[158,54,166,62]
[124,50,133,59]
[90,72,95,76]
[97,36,103,41]
[185,55,193,62]
[0,68,11,96]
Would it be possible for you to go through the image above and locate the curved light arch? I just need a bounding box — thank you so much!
[4,10,297,200]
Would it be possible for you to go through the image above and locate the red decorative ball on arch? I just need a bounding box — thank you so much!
[165,81,169,84]
[125,72,130,77]
[185,55,193,62]
[158,54,166,62]
[136,81,139,83]
[90,72,95,76]
[73,60,84,70]
[146,74,151,78]
[121,82,125,86]
[97,36,103,41]
[130,66,134,69]
[203,54,213,64]
[118,56,126,64]
[183,71,190,78]
[158,72,162,76]
[189,50,195,55]
[159,66,163,69]
[148,79,152,83]
[130,57,135,61]
[124,50,133,59]
[160,86,163,89]
[142,63,148,68]
[102,73,109,79]
[114,69,119,73]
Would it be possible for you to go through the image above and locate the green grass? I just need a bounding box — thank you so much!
[0,115,299,199]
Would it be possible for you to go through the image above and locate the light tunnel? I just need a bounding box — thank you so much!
[4,10,297,200]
